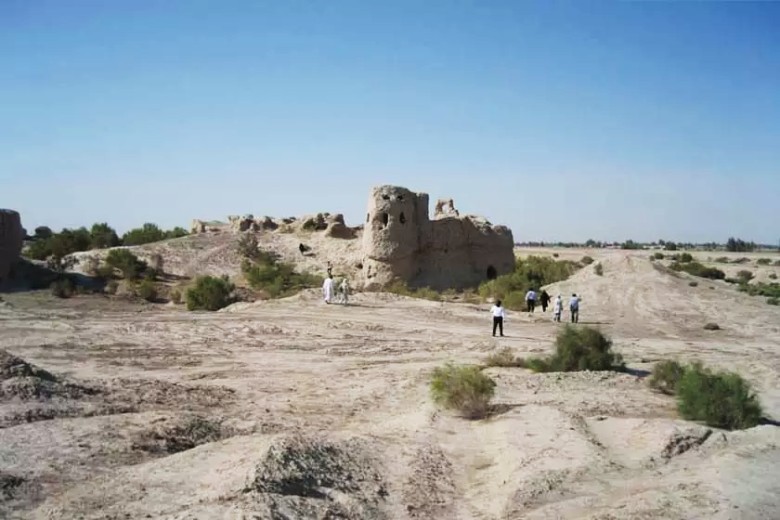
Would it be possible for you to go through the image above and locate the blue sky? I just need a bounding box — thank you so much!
[1,1,778,243]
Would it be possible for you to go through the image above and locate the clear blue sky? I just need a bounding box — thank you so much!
[2,1,778,244]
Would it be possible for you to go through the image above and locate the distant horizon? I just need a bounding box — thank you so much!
[2,2,779,244]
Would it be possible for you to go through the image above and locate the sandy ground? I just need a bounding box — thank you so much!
[1,248,779,519]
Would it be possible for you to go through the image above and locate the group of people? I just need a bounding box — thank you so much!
[322,269,350,305]
[490,291,580,336]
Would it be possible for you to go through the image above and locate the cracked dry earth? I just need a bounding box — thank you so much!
[1,251,779,519]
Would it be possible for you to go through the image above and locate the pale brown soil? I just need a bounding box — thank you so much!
[0,248,778,519]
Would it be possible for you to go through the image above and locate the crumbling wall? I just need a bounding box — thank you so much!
[361,186,514,290]
[0,210,24,282]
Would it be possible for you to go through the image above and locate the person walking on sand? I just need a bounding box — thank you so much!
[539,290,550,312]
[338,278,350,305]
[553,294,563,322]
[525,288,537,313]
[491,300,506,337]
[322,274,334,304]
[569,293,580,323]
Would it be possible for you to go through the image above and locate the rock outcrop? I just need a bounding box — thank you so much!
[361,186,514,290]
[0,210,24,283]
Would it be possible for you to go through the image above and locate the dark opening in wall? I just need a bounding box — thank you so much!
[399,212,406,224]
[486,265,497,280]
[366,213,369,223]
[382,194,390,201]
[397,195,404,201]
[382,213,389,226]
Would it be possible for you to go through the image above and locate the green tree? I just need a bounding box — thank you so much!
[90,222,120,249]
[122,223,166,246]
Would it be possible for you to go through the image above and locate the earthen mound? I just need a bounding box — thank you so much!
[251,434,388,518]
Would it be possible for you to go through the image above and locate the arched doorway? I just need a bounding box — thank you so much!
[486,265,497,280]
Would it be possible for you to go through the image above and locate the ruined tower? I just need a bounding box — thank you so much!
[361,186,514,290]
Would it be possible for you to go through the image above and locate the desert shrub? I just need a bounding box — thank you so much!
[552,253,559,258]
[502,291,527,311]
[137,280,158,302]
[678,252,693,263]
[664,242,678,251]
[689,281,699,287]
[385,281,442,301]
[733,257,751,264]
[479,256,580,300]
[594,263,603,276]
[526,326,624,373]
[484,347,524,368]
[105,280,119,295]
[669,261,725,280]
[648,360,685,395]
[715,257,730,264]
[34,226,53,239]
[737,270,754,283]
[620,240,641,250]
[89,222,120,249]
[165,227,189,239]
[105,249,147,280]
[122,223,166,246]
[737,282,780,299]
[775,260,780,267]
[242,251,322,299]
[236,234,261,260]
[430,364,496,419]
[724,277,740,284]
[756,258,772,265]
[186,276,235,311]
[580,256,594,265]
[653,252,665,260]
[768,297,779,306]
[676,363,762,430]
[703,322,720,330]
[50,278,74,298]
[769,273,777,280]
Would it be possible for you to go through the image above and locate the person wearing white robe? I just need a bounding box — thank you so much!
[552,295,563,322]
[322,275,334,304]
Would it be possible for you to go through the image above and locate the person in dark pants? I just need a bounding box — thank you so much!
[569,293,580,323]
[525,288,537,313]
[490,300,506,337]
[539,290,550,312]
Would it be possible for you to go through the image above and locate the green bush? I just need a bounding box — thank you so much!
[678,252,693,263]
[165,227,189,239]
[648,360,685,395]
[105,249,148,280]
[137,280,158,302]
[89,222,120,249]
[769,273,777,280]
[756,258,772,266]
[169,288,182,304]
[242,253,323,299]
[50,278,74,298]
[25,227,92,261]
[122,223,166,246]
[186,276,235,311]
[768,297,779,306]
[580,256,595,265]
[653,252,665,260]
[715,257,730,264]
[479,256,580,301]
[430,364,496,419]
[236,234,260,260]
[737,270,754,283]
[669,261,725,280]
[484,347,524,368]
[525,326,624,373]
[502,291,527,311]
[704,322,720,330]
[676,363,762,430]
[620,240,642,250]
[594,263,603,276]
[737,282,780,299]
[664,242,678,251]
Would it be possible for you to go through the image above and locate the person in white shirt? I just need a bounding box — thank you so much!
[525,289,537,313]
[322,275,334,304]
[553,294,563,322]
[569,293,580,323]
[490,300,506,337]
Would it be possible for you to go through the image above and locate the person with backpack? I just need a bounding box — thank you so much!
[569,293,580,323]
